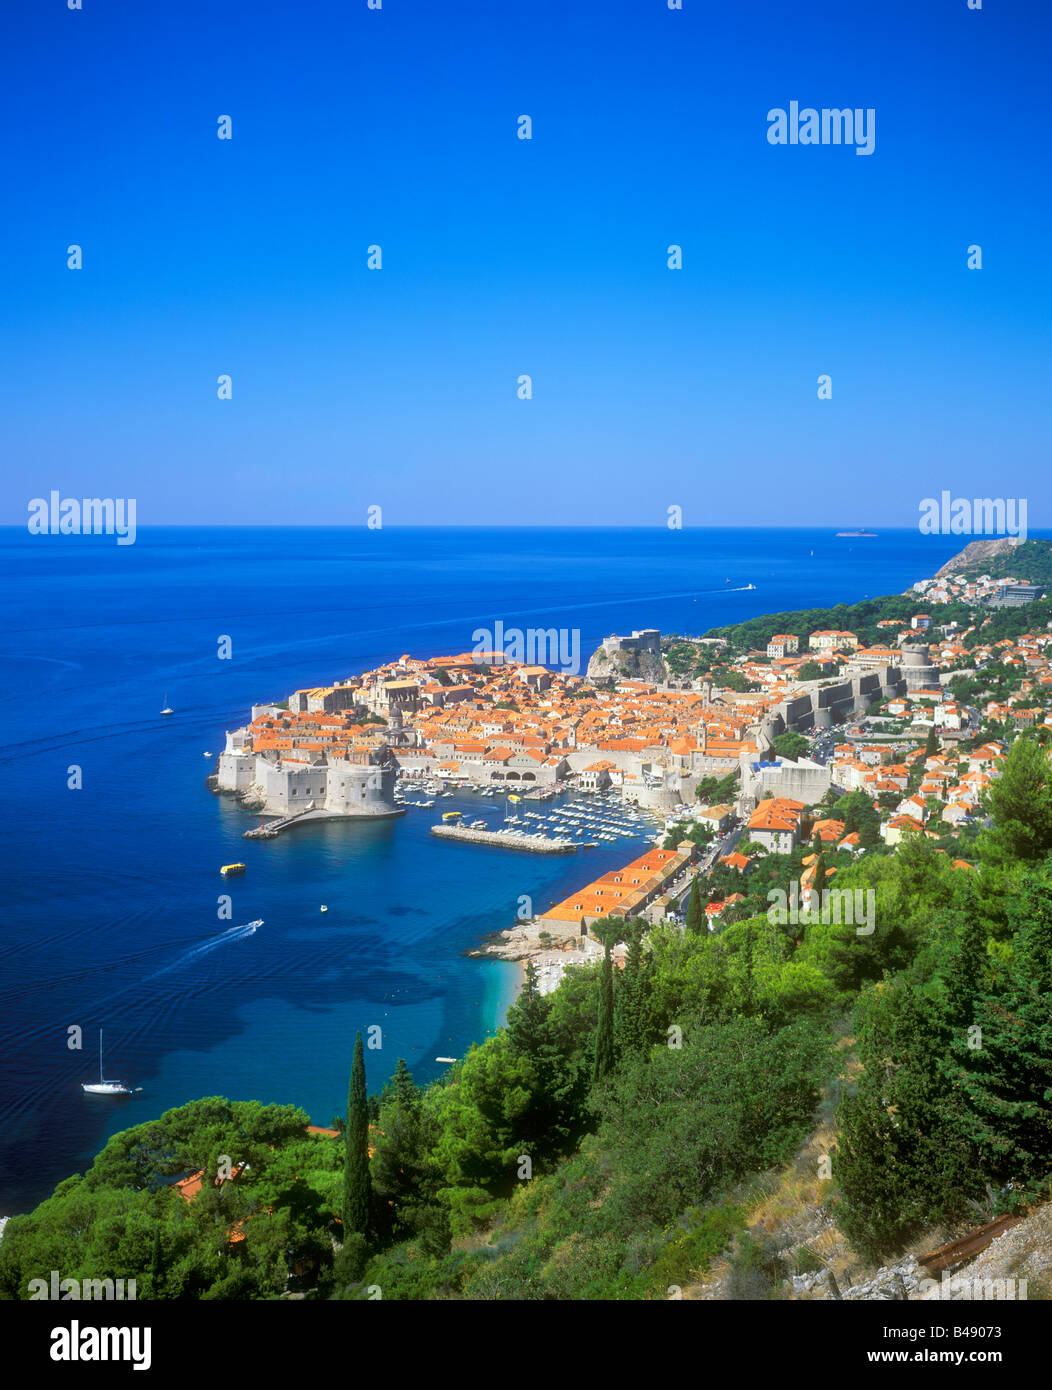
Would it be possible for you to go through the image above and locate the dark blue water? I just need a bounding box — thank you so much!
[0,524,991,1212]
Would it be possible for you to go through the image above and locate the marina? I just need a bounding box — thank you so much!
[419,786,660,851]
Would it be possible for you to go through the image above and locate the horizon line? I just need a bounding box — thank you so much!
[2,523,1045,534]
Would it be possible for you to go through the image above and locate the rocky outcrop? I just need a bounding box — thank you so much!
[934,536,1021,579]
[586,629,669,685]
[468,920,585,961]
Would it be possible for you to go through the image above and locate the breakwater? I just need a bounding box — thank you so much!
[430,825,577,854]
[244,806,406,839]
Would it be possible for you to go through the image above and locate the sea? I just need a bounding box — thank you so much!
[0,524,1007,1213]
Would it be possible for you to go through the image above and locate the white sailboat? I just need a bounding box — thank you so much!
[160,692,174,716]
[82,1030,134,1095]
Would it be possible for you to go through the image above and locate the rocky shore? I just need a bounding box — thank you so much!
[467,920,603,995]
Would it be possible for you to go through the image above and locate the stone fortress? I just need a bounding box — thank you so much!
[586,628,668,685]
[216,703,401,821]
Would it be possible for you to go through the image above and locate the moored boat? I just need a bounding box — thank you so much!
[82,1030,135,1096]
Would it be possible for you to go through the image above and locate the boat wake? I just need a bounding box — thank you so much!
[141,920,262,983]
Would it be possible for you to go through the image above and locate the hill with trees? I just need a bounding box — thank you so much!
[936,537,1052,585]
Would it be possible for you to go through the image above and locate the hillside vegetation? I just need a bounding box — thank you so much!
[3,738,1052,1300]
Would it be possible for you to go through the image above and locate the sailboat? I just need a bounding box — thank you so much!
[82,1030,135,1095]
[160,693,174,716]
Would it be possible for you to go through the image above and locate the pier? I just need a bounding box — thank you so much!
[430,824,577,854]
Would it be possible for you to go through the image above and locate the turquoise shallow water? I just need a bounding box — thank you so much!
[0,523,985,1211]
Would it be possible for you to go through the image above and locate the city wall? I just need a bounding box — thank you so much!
[771,665,905,733]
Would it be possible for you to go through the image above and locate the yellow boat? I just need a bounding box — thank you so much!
[220,863,246,876]
[441,810,462,820]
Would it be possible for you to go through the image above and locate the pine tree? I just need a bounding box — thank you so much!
[947,875,1052,1183]
[984,735,1052,862]
[506,960,549,1058]
[686,874,705,933]
[835,977,981,1259]
[343,1031,371,1236]
[503,958,587,1158]
[390,1057,419,1110]
[592,937,616,1086]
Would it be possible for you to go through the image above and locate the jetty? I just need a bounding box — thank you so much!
[430,824,577,854]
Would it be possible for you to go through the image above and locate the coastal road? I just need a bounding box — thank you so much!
[667,824,743,916]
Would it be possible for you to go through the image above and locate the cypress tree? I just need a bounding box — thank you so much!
[741,922,755,1014]
[148,1227,165,1299]
[925,724,938,758]
[615,927,653,1055]
[808,842,824,914]
[686,874,705,934]
[343,1031,371,1235]
[592,937,616,1086]
[941,905,988,1032]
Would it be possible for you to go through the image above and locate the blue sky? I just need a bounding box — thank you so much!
[1,0,1050,527]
